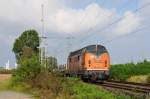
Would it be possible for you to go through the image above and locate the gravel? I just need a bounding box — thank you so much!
[0,91,33,99]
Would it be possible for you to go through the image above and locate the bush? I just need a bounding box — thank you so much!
[12,54,41,84]
[0,69,14,74]
[110,60,150,81]
[29,71,74,99]
[28,72,132,99]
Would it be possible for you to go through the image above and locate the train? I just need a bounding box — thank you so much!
[65,44,110,81]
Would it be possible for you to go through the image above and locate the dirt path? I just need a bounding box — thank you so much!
[0,74,34,99]
[0,91,33,99]
[0,74,11,81]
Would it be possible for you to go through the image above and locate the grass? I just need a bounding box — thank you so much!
[0,79,11,91]
[127,75,148,83]
[110,60,150,81]
[71,79,132,99]
[0,74,139,99]
[13,74,135,99]
[1,60,150,99]
[147,74,150,83]
[0,76,38,99]
[0,74,28,92]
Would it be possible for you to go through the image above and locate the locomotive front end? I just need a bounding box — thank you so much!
[83,45,110,81]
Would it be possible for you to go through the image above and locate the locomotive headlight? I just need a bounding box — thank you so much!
[90,55,95,59]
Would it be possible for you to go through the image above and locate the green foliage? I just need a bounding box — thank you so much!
[0,69,14,74]
[110,60,150,81]
[73,81,113,99]
[10,29,134,98]
[127,75,148,83]
[46,56,57,71]
[12,54,41,83]
[24,71,132,99]
[0,67,4,69]
[28,71,73,99]
[12,29,42,85]
[71,79,132,99]
[0,79,12,91]
[12,29,40,60]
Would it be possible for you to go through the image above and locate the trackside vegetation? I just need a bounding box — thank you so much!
[71,79,132,99]
[0,69,14,74]
[9,29,134,99]
[110,60,150,82]
[0,74,133,99]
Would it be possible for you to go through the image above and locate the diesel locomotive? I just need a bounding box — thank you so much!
[66,45,110,81]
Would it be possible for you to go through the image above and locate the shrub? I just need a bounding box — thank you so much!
[0,69,14,74]
[12,54,41,84]
[29,72,132,99]
[110,60,150,81]
[30,71,74,99]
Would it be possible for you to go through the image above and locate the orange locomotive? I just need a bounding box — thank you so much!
[66,45,110,81]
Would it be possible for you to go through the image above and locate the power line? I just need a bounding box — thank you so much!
[49,1,135,51]
[102,24,150,62]
[79,1,150,44]
[66,36,75,52]
[72,0,134,49]
[104,24,150,44]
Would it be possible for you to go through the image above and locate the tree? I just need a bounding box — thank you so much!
[12,29,41,83]
[46,56,58,71]
[12,30,40,60]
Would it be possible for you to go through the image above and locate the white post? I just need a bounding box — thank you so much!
[15,62,18,69]
[5,60,10,70]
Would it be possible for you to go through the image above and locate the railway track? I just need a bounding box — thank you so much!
[96,80,150,94]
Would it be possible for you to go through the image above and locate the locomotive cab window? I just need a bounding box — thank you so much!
[69,58,71,62]
[78,55,80,61]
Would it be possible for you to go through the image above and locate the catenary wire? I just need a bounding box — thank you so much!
[79,1,150,44]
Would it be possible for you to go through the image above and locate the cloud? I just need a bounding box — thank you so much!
[0,0,62,27]
[48,3,116,34]
[0,0,141,36]
[46,2,141,40]
[113,11,141,36]
[139,0,150,25]
[0,0,148,65]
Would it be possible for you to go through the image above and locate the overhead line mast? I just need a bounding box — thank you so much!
[40,4,47,67]
[41,4,44,38]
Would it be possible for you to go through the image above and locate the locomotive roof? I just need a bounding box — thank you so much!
[69,45,107,57]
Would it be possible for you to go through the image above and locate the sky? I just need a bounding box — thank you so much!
[0,0,150,68]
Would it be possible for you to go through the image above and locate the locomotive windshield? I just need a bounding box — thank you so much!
[86,45,107,56]
[69,45,108,57]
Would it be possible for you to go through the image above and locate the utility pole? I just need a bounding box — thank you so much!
[40,4,47,68]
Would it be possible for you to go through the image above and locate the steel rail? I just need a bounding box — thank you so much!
[95,80,150,94]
